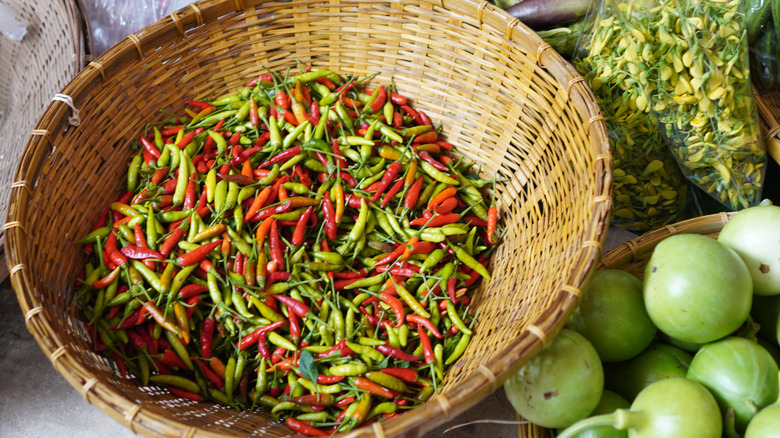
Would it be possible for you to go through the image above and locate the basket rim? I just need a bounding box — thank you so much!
[5,0,613,437]
[0,0,93,281]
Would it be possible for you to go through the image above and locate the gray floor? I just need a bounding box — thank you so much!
[0,227,635,438]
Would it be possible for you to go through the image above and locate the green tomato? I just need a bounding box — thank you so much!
[687,337,779,432]
[605,343,692,402]
[504,329,604,429]
[557,378,722,438]
[643,234,752,344]
[745,401,780,438]
[718,205,780,296]
[567,269,657,362]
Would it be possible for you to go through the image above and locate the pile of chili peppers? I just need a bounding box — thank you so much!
[75,66,501,436]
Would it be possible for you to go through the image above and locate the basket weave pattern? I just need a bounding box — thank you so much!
[7,0,612,436]
[0,0,90,279]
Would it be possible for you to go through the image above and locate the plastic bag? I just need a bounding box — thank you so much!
[82,0,191,55]
[747,0,780,92]
[575,0,767,229]
[0,2,27,41]
[573,0,690,232]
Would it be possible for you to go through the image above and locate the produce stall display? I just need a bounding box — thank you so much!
[6,0,780,436]
[5,0,613,437]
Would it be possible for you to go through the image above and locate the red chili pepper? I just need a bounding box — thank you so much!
[418,109,432,126]
[368,85,387,113]
[380,178,405,209]
[249,97,260,127]
[427,186,457,210]
[120,245,164,261]
[315,76,336,89]
[173,284,206,300]
[287,393,335,407]
[257,332,271,359]
[268,271,291,284]
[161,178,178,195]
[403,176,425,210]
[416,325,435,364]
[288,312,301,343]
[389,92,407,105]
[275,90,290,110]
[259,146,302,169]
[105,232,127,267]
[321,195,338,240]
[409,213,460,227]
[333,268,367,279]
[93,266,121,289]
[201,318,215,358]
[159,227,184,258]
[175,239,223,267]
[282,109,299,126]
[273,295,309,318]
[268,220,285,266]
[371,161,403,203]
[316,374,345,384]
[230,146,262,167]
[249,200,292,223]
[433,197,458,215]
[167,386,203,402]
[408,314,442,338]
[344,194,365,209]
[285,417,328,436]
[333,278,363,290]
[463,215,488,227]
[315,339,354,359]
[185,99,214,111]
[401,104,423,124]
[291,206,313,246]
[377,340,422,363]
[375,245,406,266]
[418,149,448,170]
[375,264,418,278]
[380,292,406,327]
[381,367,419,383]
[244,187,272,222]
[176,128,202,150]
[238,319,285,351]
[196,358,224,390]
[140,136,161,159]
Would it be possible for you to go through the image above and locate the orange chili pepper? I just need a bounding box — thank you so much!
[255,217,274,249]
[245,186,272,220]
[427,186,457,210]
[487,204,498,245]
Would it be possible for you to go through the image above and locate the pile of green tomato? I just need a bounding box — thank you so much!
[504,204,780,438]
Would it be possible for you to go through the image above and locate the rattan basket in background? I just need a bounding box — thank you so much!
[754,88,780,165]
[518,211,737,438]
[6,0,612,436]
[0,0,92,281]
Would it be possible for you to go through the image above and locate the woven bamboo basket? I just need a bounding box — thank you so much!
[754,88,780,165]
[0,0,92,281]
[6,0,612,436]
[518,211,737,438]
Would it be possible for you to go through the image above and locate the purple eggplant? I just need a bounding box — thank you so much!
[505,0,593,29]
